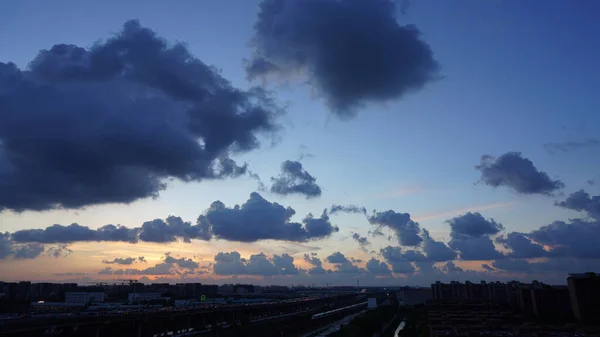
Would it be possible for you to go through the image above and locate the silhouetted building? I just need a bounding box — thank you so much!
[128,292,161,303]
[399,287,431,305]
[532,284,572,321]
[233,284,254,294]
[431,281,453,300]
[465,281,488,301]
[568,272,600,324]
[203,284,218,297]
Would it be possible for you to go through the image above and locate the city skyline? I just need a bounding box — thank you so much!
[1,0,600,286]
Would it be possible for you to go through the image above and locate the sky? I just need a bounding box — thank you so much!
[0,0,599,286]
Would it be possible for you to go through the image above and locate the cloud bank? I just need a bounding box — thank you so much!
[8,193,339,245]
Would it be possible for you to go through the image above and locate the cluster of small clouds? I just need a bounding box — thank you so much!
[0,233,71,260]
[249,160,322,199]
[1,193,339,256]
[4,145,600,284]
[99,253,199,276]
[102,256,146,265]
[213,252,299,276]
[1,5,598,285]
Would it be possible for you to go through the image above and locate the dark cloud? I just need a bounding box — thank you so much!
[12,243,45,259]
[329,205,367,215]
[447,212,504,239]
[529,219,600,259]
[164,254,199,270]
[442,261,464,273]
[326,251,350,264]
[121,263,175,276]
[11,223,138,244]
[247,0,440,116]
[366,257,391,275]
[544,138,600,154]
[270,160,322,199]
[421,229,456,261]
[449,235,503,261]
[555,190,600,220]
[203,192,338,242]
[139,216,208,243]
[273,253,300,274]
[350,257,363,264]
[0,233,13,259]
[351,233,370,252]
[379,246,416,274]
[102,256,143,265]
[0,19,281,212]
[369,210,422,246]
[445,213,505,261]
[495,232,547,258]
[245,253,280,276]
[476,152,564,195]
[0,233,68,260]
[98,267,114,275]
[213,252,247,275]
[326,252,363,273]
[45,244,73,258]
[492,257,600,274]
[213,251,299,276]
[303,253,328,274]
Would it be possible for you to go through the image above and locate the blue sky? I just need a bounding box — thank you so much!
[0,0,599,285]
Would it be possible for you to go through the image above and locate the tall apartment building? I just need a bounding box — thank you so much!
[398,287,432,305]
[568,272,600,324]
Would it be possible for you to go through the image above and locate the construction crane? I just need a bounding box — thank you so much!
[115,279,139,285]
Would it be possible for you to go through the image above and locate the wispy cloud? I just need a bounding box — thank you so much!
[371,185,424,200]
[413,202,515,222]
[544,138,600,154]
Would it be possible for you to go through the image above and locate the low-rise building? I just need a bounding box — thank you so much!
[31,301,85,313]
[65,292,105,304]
[128,292,162,303]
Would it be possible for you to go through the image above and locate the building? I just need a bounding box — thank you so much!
[568,272,600,324]
[233,284,254,294]
[531,285,572,320]
[398,287,432,305]
[431,281,453,300]
[203,285,218,297]
[65,292,106,304]
[128,292,162,303]
[30,302,85,313]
